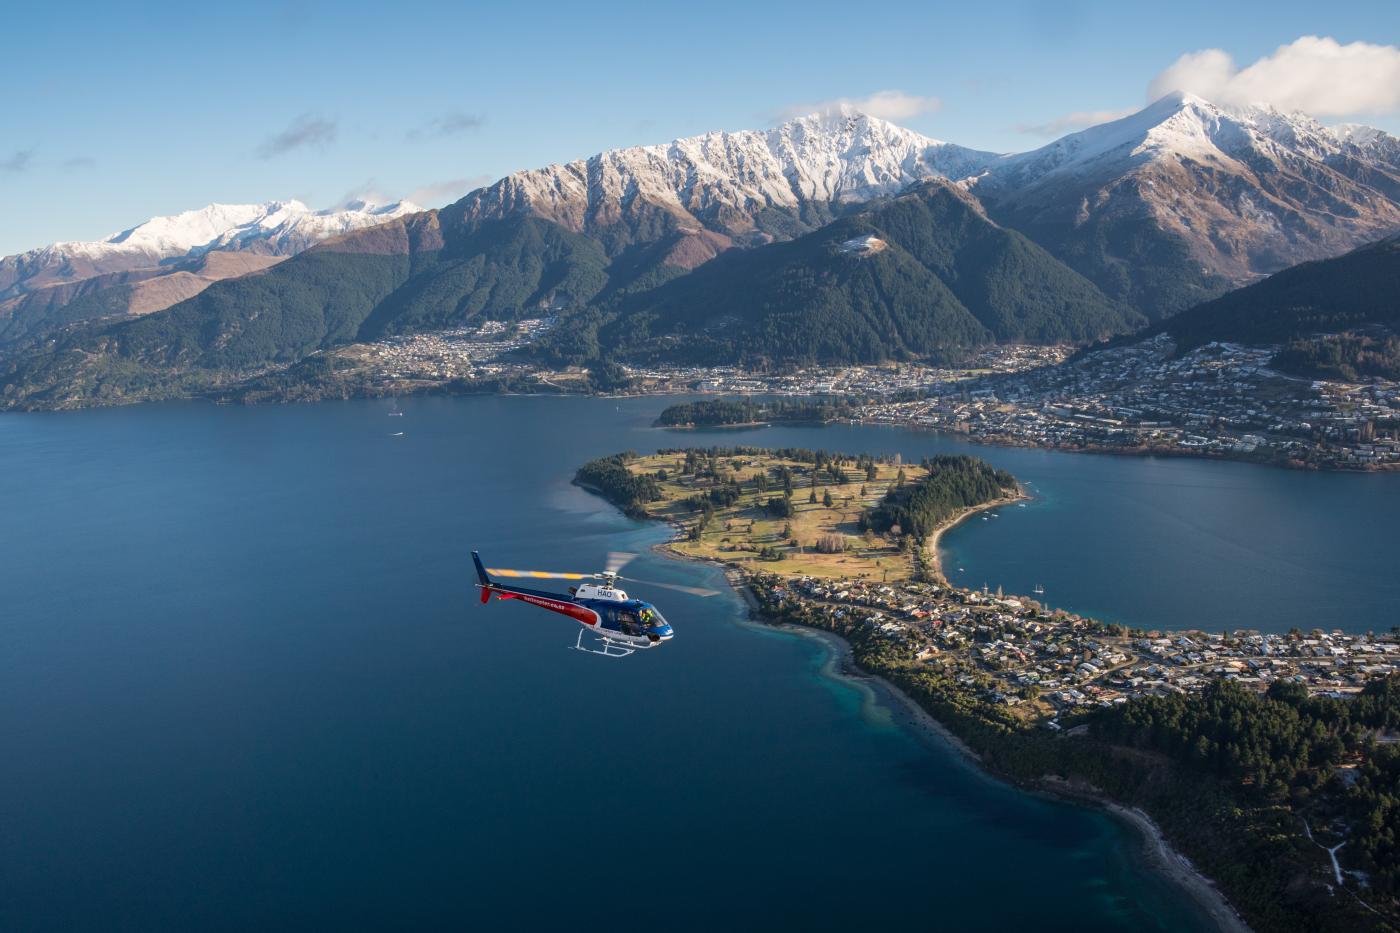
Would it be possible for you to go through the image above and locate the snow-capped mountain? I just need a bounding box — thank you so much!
[455,110,998,261]
[967,92,1400,317]
[0,199,423,299]
[451,99,1400,309]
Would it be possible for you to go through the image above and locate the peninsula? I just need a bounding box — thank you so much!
[578,447,1400,933]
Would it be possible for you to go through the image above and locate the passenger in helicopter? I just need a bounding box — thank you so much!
[615,607,642,635]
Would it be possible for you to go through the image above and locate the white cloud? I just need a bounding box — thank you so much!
[407,175,494,206]
[1147,36,1400,117]
[329,175,493,211]
[406,112,486,141]
[257,113,337,159]
[1016,107,1136,136]
[333,180,396,209]
[1,149,35,172]
[777,90,942,122]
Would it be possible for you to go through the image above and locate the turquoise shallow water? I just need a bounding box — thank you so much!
[0,394,1326,930]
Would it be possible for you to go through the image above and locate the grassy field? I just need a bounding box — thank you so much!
[625,451,933,582]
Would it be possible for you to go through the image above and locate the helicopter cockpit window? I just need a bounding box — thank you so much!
[615,609,642,633]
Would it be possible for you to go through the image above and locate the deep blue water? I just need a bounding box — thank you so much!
[9,393,1382,930]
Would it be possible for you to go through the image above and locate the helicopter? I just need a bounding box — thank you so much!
[472,550,718,658]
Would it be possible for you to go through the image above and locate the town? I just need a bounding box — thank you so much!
[338,319,1400,471]
[853,335,1400,471]
[754,570,1400,728]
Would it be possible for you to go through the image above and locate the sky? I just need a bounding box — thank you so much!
[2,0,1398,256]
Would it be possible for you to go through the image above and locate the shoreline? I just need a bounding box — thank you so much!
[772,584,1250,933]
[647,501,1251,933]
[903,424,1397,473]
[923,491,1028,584]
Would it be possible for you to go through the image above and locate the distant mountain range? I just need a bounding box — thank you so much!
[2,95,1399,409]
[0,199,421,349]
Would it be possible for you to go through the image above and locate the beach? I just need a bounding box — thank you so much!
[923,489,1029,584]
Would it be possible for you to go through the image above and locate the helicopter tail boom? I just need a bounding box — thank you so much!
[472,551,492,587]
[471,551,602,625]
[472,551,493,603]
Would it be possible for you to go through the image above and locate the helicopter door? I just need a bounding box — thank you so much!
[595,605,644,637]
[596,605,621,633]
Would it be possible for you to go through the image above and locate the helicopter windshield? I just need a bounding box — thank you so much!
[639,604,667,628]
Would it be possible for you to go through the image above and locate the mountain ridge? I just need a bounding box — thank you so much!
[4,98,1400,409]
[0,199,424,348]
[544,181,1141,367]
[968,92,1400,317]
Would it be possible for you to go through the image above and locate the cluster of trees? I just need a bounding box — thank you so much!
[1272,330,1400,382]
[1096,679,1350,800]
[813,534,848,554]
[865,455,1017,540]
[1096,676,1400,899]
[654,397,854,427]
[684,479,742,511]
[572,453,663,519]
[765,495,794,518]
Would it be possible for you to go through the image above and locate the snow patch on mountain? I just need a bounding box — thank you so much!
[839,234,887,255]
[1,199,423,298]
[458,110,999,237]
[61,199,421,261]
[971,92,1398,195]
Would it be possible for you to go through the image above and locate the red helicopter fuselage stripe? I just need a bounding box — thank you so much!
[487,585,598,626]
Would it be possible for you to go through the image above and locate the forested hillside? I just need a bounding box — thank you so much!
[541,184,1140,368]
[1164,235,1400,350]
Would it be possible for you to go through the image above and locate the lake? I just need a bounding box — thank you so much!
[9,393,1388,930]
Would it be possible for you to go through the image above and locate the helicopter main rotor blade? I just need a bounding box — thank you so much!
[486,568,591,581]
[606,551,639,575]
[619,576,721,598]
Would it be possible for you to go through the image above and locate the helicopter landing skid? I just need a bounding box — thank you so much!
[573,628,635,658]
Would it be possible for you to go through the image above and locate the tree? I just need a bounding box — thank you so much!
[766,495,794,518]
[823,489,834,507]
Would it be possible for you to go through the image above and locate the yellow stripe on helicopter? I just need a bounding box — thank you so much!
[486,568,589,580]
